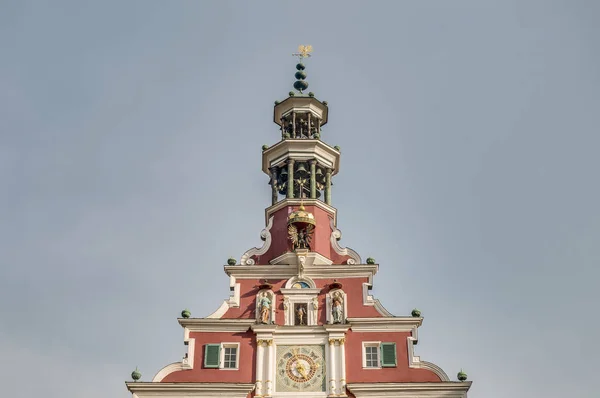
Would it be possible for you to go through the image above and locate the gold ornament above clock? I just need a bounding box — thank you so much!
[276,345,326,392]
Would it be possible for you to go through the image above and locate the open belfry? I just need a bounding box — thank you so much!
[126,46,472,398]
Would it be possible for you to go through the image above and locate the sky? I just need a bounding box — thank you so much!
[1,1,599,397]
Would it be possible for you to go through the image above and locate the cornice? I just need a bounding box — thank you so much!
[262,140,340,176]
[126,382,255,397]
[347,382,472,397]
[224,264,378,279]
[348,317,423,332]
[265,198,337,227]
[178,318,254,333]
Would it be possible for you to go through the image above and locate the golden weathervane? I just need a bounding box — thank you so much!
[293,45,313,61]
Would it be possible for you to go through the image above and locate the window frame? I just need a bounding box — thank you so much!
[219,342,240,370]
[362,341,381,369]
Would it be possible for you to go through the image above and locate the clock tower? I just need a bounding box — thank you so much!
[126,47,472,398]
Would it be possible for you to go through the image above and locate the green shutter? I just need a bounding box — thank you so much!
[380,342,397,367]
[204,344,221,368]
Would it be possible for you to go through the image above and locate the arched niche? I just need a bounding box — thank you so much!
[255,289,276,324]
[326,289,348,324]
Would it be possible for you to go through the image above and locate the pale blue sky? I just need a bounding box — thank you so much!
[1,1,599,397]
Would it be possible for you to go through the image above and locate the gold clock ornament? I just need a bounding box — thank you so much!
[276,345,326,392]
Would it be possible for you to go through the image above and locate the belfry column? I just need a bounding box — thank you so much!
[269,167,278,205]
[325,168,332,205]
[287,159,295,199]
[329,339,337,395]
[256,340,265,396]
[309,160,317,199]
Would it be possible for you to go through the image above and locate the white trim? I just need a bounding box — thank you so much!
[348,317,422,332]
[362,341,381,369]
[219,342,240,370]
[225,264,378,279]
[152,337,195,382]
[329,218,361,264]
[265,198,337,228]
[281,291,319,326]
[240,216,274,265]
[269,251,333,266]
[346,382,471,397]
[407,326,450,381]
[206,276,240,319]
[261,140,340,176]
[362,282,394,317]
[126,382,255,398]
[178,319,254,333]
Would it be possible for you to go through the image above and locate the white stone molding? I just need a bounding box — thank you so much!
[127,382,255,397]
[326,289,348,324]
[225,264,378,279]
[206,275,240,319]
[281,288,320,326]
[152,338,195,382]
[240,216,274,265]
[361,281,394,317]
[265,198,337,227]
[256,289,276,325]
[269,250,333,266]
[346,382,471,397]
[407,326,450,382]
[262,140,340,176]
[329,218,361,264]
[347,317,423,332]
[178,318,254,333]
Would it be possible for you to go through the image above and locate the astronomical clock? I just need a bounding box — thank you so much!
[276,345,326,393]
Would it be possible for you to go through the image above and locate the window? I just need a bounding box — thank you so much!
[362,342,397,368]
[292,281,310,288]
[223,345,238,369]
[365,345,379,367]
[203,343,240,370]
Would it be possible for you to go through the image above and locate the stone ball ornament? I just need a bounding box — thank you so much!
[289,91,295,97]
[262,144,269,151]
[181,309,191,319]
[308,92,315,97]
[411,308,421,317]
[457,370,468,381]
[293,80,309,92]
[295,70,307,80]
[131,367,141,381]
[366,257,376,264]
[227,257,237,266]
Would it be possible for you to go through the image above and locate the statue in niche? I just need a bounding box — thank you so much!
[288,224,314,251]
[258,292,272,324]
[295,303,307,325]
[331,291,344,324]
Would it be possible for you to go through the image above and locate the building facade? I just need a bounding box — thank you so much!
[126,53,471,398]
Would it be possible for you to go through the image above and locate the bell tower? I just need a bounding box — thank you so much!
[248,45,354,267]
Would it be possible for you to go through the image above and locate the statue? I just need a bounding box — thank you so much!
[295,304,307,325]
[259,292,272,324]
[331,292,344,324]
[288,224,314,251]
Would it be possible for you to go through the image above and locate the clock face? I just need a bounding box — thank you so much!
[276,345,326,392]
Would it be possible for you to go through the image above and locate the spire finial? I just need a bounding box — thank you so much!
[292,45,312,94]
